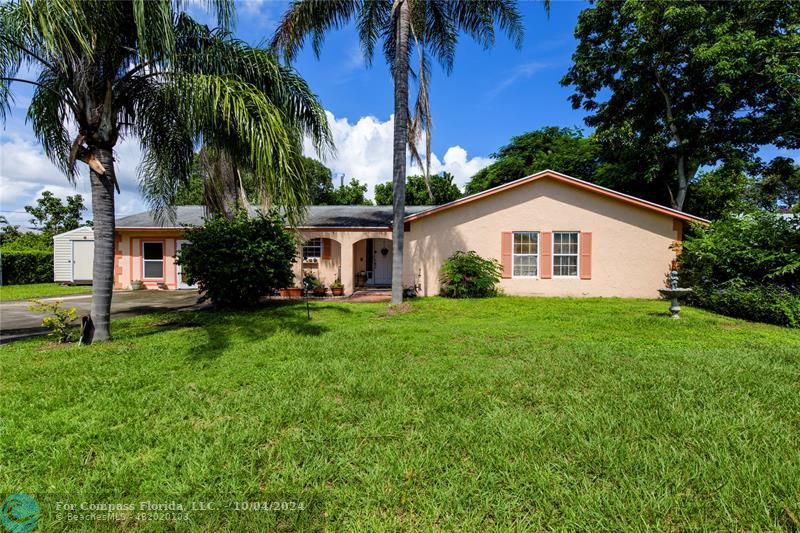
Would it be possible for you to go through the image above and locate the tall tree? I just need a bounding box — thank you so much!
[683,165,757,221]
[331,178,372,206]
[0,0,330,340]
[562,0,800,210]
[301,156,336,204]
[756,157,800,213]
[375,172,461,205]
[24,190,86,236]
[272,0,537,303]
[0,216,21,246]
[464,127,600,194]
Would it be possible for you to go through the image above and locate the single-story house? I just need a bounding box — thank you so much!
[113,170,708,298]
[53,225,95,284]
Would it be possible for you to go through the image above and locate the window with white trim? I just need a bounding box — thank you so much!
[512,232,538,277]
[142,242,164,279]
[553,232,579,277]
[303,238,322,259]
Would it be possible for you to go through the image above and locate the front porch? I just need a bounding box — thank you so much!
[293,230,394,296]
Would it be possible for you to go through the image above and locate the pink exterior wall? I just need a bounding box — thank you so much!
[403,177,680,298]
[115,231,185,290]
[114,177,680,297]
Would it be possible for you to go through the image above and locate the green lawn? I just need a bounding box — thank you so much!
[0,282,92,301]
[2,297,799,530]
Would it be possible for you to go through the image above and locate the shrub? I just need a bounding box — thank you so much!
[679,212,800,327]
[177,210,297,308]
[303,270,323,289]
[692,281,799,328]
[29,299,78,342]
[1,250,53,285]
[440,250,503,298]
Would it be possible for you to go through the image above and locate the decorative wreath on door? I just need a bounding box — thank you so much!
[380,247,389,256]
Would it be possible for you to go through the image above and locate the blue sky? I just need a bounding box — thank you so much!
[1,1,793,228]
[0,0,589,227]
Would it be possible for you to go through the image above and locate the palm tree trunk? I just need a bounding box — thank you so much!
[391,0,410,305]
[88,147,116,341]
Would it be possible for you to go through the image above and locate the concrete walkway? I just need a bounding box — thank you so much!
[0,290,207,344]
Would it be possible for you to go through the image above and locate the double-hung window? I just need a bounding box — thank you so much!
[512,232,539,277]
[303,238,322,260]
[553,232,579,277]
[142,242,164,279]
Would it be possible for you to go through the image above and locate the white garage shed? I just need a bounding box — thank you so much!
[53,226,94,284]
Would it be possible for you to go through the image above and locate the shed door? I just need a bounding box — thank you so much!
[72,240,94,281]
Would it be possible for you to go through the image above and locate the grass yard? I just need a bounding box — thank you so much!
[2,297,799,530]
[0,282,92,301]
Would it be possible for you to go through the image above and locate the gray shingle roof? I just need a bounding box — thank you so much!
[115,205,434,229]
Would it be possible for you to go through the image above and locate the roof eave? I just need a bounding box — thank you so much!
[403,169,709,225]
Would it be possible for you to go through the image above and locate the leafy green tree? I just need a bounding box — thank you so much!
[331,179,372,206]
[0,0,330,340]
[301,156,335,205]
[562,0,800,210]
[273,0,536,303]
[375,172,461,205]
[24,191,86,236]
[464,127,600,194]
[174,154,338,207]
[173,159,205,206]
[0,216,21,246]
[755,157,800,212]
[683,166,757,221]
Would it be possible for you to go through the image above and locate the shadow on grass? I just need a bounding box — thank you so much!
[125,300,352,360]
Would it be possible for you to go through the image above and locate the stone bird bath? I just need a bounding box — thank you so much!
[658,270,692,319]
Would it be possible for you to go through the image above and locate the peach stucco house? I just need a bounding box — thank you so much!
[113,170,707,298]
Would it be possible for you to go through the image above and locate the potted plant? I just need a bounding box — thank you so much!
[130,280,145,290]
[330,278,344,296]
[279,287,289,297]
[304,271,327,296]
[285,283,304,298]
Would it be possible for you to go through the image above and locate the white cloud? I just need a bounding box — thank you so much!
[0,133,145,228]
[237,0,278,27]
[305,110,492,197]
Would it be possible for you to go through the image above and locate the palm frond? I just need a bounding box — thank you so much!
[135,71,317,225]
[27,69,75,181]
[357,0,391,67]
[271,0,361,61]
[173,15,333,156]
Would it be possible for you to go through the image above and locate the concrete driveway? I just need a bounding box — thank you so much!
[0,290,208,344]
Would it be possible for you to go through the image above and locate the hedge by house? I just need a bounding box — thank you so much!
[0,250,53,285]
[679,212,800,327]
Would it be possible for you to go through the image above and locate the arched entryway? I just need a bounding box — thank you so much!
[353,237,392,288]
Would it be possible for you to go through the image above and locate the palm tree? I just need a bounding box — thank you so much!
[0,0,331,341]
[273,0,545,304]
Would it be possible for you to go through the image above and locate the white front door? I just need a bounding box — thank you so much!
[71,240,94,281]
[371,238,392,285]
[175,240,197,289]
